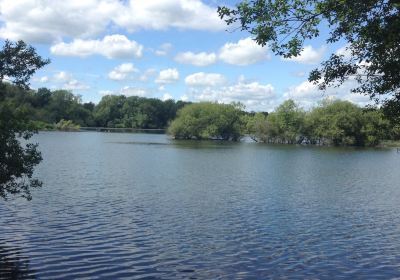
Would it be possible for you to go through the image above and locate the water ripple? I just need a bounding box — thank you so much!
[1,132,400,279]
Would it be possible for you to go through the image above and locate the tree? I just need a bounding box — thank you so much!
[245,112,269,142]
[218,1,400,115]
[244,98,392,146]
[271,100,305,144]
[0,40,50,200]
[0,40,50,89]
[306,99,364,145]
[168,102,244,141]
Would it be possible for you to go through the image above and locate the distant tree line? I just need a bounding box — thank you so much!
[2,83,189,130]
[3,81,399,147]
[169,100,400,147]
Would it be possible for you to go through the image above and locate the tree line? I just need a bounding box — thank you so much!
[2,83,189,130]
[4,79,399,146]
[168,100,400,147]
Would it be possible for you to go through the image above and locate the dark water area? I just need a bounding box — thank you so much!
[1,131,400,279]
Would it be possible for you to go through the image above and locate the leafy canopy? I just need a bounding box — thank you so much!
[0,40,50,200]
[168,102,244,141]
[0,40,50,89]
[245,98,393,146]
[218,1,400,116]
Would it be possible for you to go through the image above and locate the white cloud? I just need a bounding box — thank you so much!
[0,0,118,43]
[39,76,49,83]
[52,71,89,90]
[54,71,72,82]
[161,93,173,101]
[108,63,139,81]
[336,45,352,60]
[50,34,143,59]
[120,86,150,97]
[0,0,224,43]
[139,68,157,82]
[219,37,269,66]
[284,45,326,64]
[175,51,217,66]
[180,94,189,102]
[185,72,226,87]
[64,79,89,90]
[101,86,151,97]
[190,79,276,111]
[155,68,179,84]
[113,0,225,32]
[284,79,371,108]
[155,43,172,56]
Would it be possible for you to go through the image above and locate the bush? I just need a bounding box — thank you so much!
[55,119,80,131]
[168,102,244,141]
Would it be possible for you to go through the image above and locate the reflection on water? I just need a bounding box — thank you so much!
[0,246,35,280]
[1,131,400,279]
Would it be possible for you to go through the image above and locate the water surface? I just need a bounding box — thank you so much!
[1,132,400,279]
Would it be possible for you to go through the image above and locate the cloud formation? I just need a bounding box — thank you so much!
[155,68,179,84]
[175,51,217,66]
[0,0,225,43]
[52,71,89,90]
[284,79,371,108]
[219,37,270,66]
[100,86,151,97]
[283,45,326,64]
[50,35,143,59]
[189,79,276,111]
[108,63,139,81]
[0,0,117,43]
[113,0,225,32]
[185,72,226,87]
[155,43,172,56]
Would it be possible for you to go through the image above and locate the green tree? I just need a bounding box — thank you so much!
[218,1,400,116]
[245,112,270,142]
[361,109,391,146]
[245,98,391,146]
[271,100,305,144]
[306,99,365,145]
[0,40,50,89]
[249,100,305,144]
[93,95,126,127]
[0,40,50,200]
[168,102,244,141]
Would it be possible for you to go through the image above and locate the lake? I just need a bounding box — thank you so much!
[1,131,400,279]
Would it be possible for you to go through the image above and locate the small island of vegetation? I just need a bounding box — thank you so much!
[168,99,400,147]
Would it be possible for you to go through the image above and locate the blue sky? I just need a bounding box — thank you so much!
[0,0,369,111]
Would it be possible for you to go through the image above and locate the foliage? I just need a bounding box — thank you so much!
[168,102,244,141]
[169,98,393,146]
[0,40,51,200]
[0,98,42,200]
[32,121,55,130]
[244,112,269,142]
[94,95,187,129]
[218,1,400,117]
[3,87,190,130]
[0,40,50,89]
[268,100,306,144]
[246,99,392,146]
[55,119,80,131]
